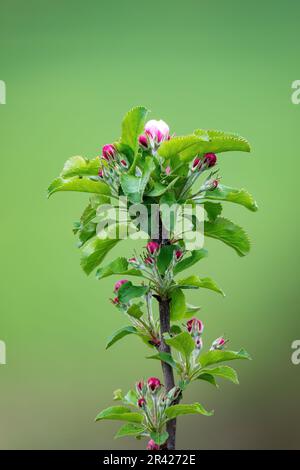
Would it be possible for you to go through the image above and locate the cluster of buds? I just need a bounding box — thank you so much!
[110,279,160,348]
[128,243,184,294]
[136,377,162,412]
[98,144,129,193]
[210,336,228,351]
[135,378,181,450]
[179,152,218,200]
[139,119,170,154]
[128,242,161,270]
[186,317,204,353]
[191,152,217,172]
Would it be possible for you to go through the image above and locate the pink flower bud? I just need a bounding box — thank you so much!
[138,134,149,149]
[192,157,202,171]
[204,153,217,167]
[144,256,154,266]
[128,257,138,264]
[102,144,116,160]
[136,380,144,392]
[202,177,220,192]
[138,397,146,408]
[149,337,161,347]
[120,159,128,168]
[165,166,171,176]
[195,336,203,350]
[112,297,119,305]
[98,168,104,178]
[114,279,128,292]
[145,119,170,144]
[210,336,226,350]
[146,439,160,450]
[147,377,162,392]
[146,241,160,255]
[175,250,183,261]
[187,317,204,335]
[211,179,219,190]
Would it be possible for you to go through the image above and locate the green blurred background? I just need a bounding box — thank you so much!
[1,0,299,450]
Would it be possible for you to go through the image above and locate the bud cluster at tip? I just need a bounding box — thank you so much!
[192,152,217,172]
[138,119,170,154]
[98,143,129,191]
[134,378,181,450]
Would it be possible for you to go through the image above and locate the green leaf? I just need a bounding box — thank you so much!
[204,202,223,222]
[80,236,120,275]
[170,324,182,335]
[165,332,195,362]
[157,245,176,274]
[145,177,180,197]
[115,423,145,439]
[60,156,100,178]
[205,217,250,257]
[113,389,124,401]
[160,191,177,233]
[165,403,213,420]
[182,303,202,318]
[174,249,208,275]
[117,281,148,303]
[95,406,143,423]
[106,326,138,350]
[120,156,155,203]
[96,257,141,280]
[77,221,96,247]
[47,176,111,198]
[186,303,201,315]
[199,348,251,368]
[124,389,139,406]
[178,275,225,296]
[74,198,111,248]
[198,366,239,384]
[201,184,258,212]
[193,129,251,154]
[158,130,250,163]
[146,352,178,370]
[150,431,169,446]
[170,288,186,321]
[127,303,144,319]
[196,373,218,387]
[158,135,210,162]
[121,106,149,155]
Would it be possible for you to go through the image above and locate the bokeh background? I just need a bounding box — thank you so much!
[1,0,300,450]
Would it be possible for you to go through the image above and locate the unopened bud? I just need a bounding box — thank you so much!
[204,153,217,167]
[138,397,146,408]
[175,250,183,261]
[102,144,116,160]
[147,377,162,393]
[187,317,204,335]
[146,439,160,450]
[144,256,154,266]
[120,159,128,168]
[210,336,227,350]
[138,134,148,149]
[192,157,202,171]
[114,279,128,292]
[146,241,160,255]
